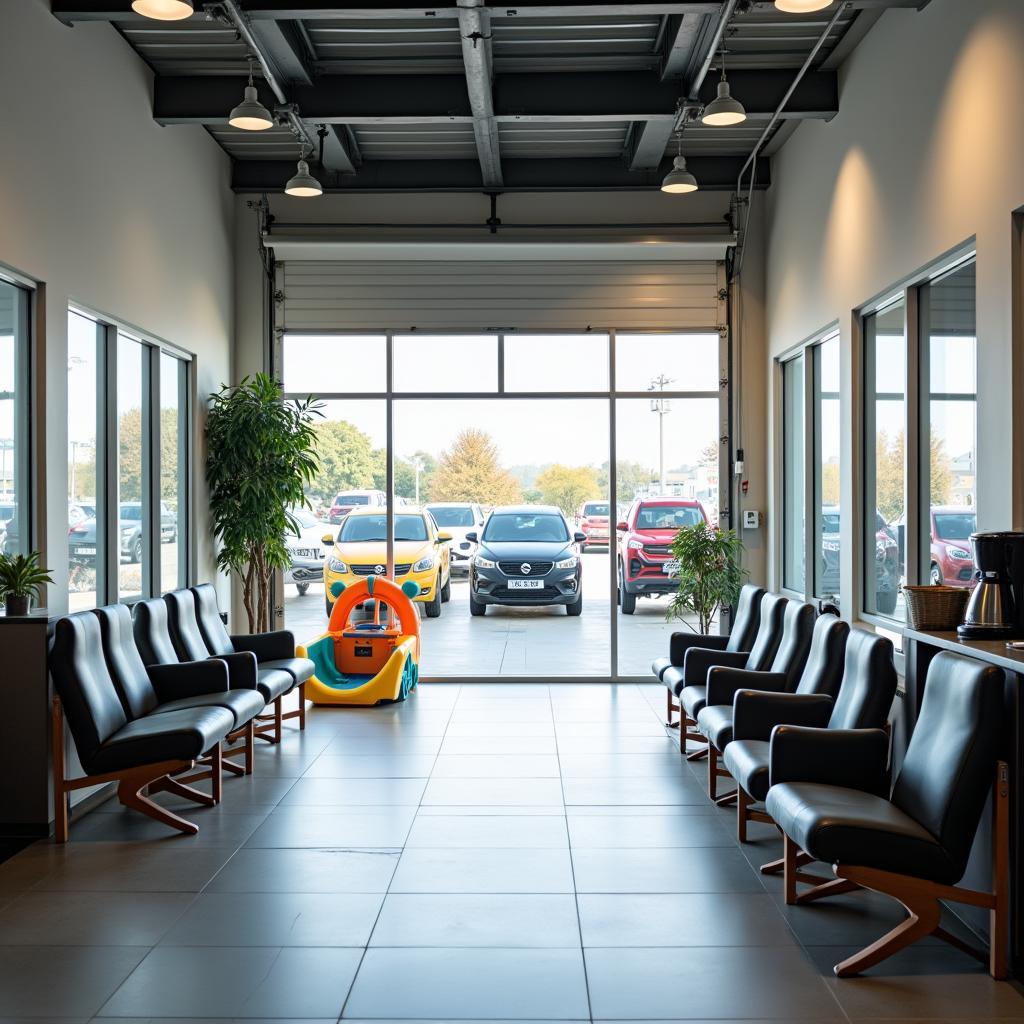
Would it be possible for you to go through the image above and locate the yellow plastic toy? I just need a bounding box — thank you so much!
[297,576,420,706]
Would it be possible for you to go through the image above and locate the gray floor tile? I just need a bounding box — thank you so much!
[572,846,766,893]
[245,807,416,848]
[389,847,576,894]
[405,815,569,848]
[205,848,400,893]
[562,776,707,806]
[567,813,731,848]
[422,778,565,806]
[65,806,268,846]
[558,755,691,778]
[323,736,445,755]
[417,804,568,816]
[279,777,427,806]
[440,736,559,755]
[343,947,590,1019]
[302,754,439,778]
[431,754,562,778]
[100,946,362,1018]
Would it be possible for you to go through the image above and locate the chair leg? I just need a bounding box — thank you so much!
[245,719,255,775]
[707,745,718,800]
[666,690,679,728]
[117,769,201,836]
[210,743,222,804]
[737,787,751,843]
[297,682,306,730]
[783,834,799,905]
[51,698,69,844]
[274,696,283,744]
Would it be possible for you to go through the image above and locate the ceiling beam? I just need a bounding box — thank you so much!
[659,12,708,81]
[457,0,502,187]
[232,153,768,192]
[154,68,837,124]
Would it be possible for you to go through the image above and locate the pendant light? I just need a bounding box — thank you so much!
[285,149,323,197]
[229,59,274,132]
[131,0,193,19]
[701,38,746,127]
[774,0,834,11]
[661,135,698,194]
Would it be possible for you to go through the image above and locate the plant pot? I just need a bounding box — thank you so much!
[5,594,31,616]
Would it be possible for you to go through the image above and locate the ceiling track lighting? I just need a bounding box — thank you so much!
[661,134,698,194]
[131,0,193,19]
[774,0,835,11]
[701,36,746,126]
[229,58,275,131]
[285,149,323,198]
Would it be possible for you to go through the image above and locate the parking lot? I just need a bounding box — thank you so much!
[284,548,695,679]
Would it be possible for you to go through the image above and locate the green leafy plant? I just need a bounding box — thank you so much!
[0,551,54,601]
[205,373,322,632]
[666,520,747,634]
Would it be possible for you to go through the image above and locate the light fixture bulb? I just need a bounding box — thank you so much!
[661,155,698,194]
[774,0,834,11]
[702,78,747,126]
[285,158,323,198]
[130,0,193,19]
[229,84,274,131]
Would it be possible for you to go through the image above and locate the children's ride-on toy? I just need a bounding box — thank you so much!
[297,576,420,705]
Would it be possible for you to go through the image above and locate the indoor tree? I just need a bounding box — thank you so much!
[205,374,321,632]
[666,520,746,634]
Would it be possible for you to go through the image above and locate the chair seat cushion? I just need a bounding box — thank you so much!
[91,706,234,776]
[723,739,770,801]
[696,704,734,750]
[662,665,685,697]
[153,689,266,729]
[261,656,315,685]
[680,684,708,719]
[651,656,672,681]
[766,782,957,885]
[256,668,294,702]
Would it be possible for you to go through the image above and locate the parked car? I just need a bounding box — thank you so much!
[285,506,327,596]
[821,507,902,614]
[67,502,176,565]
[616,497,708,614]
[819,506,841,597]
[0,500,15,526]
[327,489,386,524]
[930,505,977,587]
[467,505,585,617]
[321,506,452,619]
[577,500,611,550]
[426,502,484,575]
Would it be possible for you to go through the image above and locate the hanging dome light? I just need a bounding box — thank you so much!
[774,0,834,11]
[229,59,274,131]
[285,156,323,198]
[661,155,698,194]
[702,40,746,127]
[131,0,193,19]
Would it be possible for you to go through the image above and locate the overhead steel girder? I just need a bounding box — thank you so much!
[457,0,502,188]
[231,154,768,192]
[154,68,837,125]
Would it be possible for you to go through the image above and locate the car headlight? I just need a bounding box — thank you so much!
[413,555,435,572]
[327,557,348,573]
[474,554,496,569]
[949,547,971,561]
[626,538,645,550]
[555,555,578,570]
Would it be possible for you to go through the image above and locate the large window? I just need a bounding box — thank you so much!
[813,336,841,602]
[781,355,805,593]
[0,278,31,559]
[161,352,189,592]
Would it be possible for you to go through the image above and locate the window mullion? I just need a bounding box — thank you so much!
[101,324,118,606]
[905,286,922,591]
[146,346,160,597]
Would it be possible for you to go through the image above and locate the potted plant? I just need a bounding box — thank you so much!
[0,550,54,616]
[666,520,747,634]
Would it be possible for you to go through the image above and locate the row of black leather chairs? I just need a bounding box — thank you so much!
[652,584,1009,979]
[49,584,314,842]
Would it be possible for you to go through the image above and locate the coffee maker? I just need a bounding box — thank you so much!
[957,531,1024,640]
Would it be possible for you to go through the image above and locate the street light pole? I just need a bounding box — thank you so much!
[412,458,423,505]
[648,374,673,493]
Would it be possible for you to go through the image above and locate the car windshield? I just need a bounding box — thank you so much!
[635,505,703,530]
[934,512,976,541]
[339,514,428,543]
[821,513,840,534]
[483,513,569,543]
[289,508,320,529]
[336,494,371,505]
[120,506,141,521]
[428,506,475,527]
[583,503,609,516]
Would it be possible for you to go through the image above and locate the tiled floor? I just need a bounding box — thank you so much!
[1,682,1023,1022]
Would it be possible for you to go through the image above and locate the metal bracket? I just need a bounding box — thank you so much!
[273,290,285,304]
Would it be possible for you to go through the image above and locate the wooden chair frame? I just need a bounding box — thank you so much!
[666,693,708,759]
[253,683,306,745]
[706,742,738,804]
[779,761,1009,979]
[51,698,223,843]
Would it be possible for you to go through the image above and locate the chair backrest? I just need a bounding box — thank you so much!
[795,613,850,697]
[828,628,896,730]
[768,601,817,689]
[726,584,765,653]
[164,588,214,661]
[892,651,1003,876]
[190,583,234,657]
[133,597,182,667]
[743,593,788,671]
[49,612,130,774]
[93,604,160,720]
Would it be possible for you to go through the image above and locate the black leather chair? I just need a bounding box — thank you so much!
[129,599,265,775]
[694,603,826,800]
[664,592,788,756]
[49,611,235,841]
[766,650,1007,978]
[724,627,894,845]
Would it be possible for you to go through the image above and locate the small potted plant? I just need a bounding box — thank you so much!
[0,550,54,616]
[666,520,747,633]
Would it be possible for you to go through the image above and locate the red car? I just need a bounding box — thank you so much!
[616,497,708,614]
[577,500,610,550]
[930,506,976,587]
[327,489,386,525]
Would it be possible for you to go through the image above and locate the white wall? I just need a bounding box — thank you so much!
[0,0,235,612]
[764,0,1024,615]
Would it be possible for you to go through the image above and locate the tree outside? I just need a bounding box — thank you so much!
[309,419,377,501]
[431,428,522,505]
[874,427,953,524]
[535,463,601,518]
[597,460,656,504]
[115,406,183,504]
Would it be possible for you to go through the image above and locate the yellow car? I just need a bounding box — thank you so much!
[322,506,452,619]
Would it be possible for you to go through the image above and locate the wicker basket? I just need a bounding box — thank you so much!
[902,584,971,631]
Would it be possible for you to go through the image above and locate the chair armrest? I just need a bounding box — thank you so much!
[683,647,750,686]
[669,632,728,666]
[147,659,229,703]
[732,691,833,742]
[705,668,788,708]
[216,650,260,690]
[230,629,295,662]
[769,725,890,796]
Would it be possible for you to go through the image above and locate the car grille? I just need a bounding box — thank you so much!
[643,544,672,556]
[351,562,413,577]
[499,561,554,577]
[492,585,562,600]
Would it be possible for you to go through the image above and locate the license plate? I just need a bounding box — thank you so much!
[75,546,96,555]
[665,560,680,577]
[508,579,544,590]
[294,548,320,558]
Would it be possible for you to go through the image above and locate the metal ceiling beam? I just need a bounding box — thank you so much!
[659,12,708,80]
[457,0,502,187]
[231,153,768,191]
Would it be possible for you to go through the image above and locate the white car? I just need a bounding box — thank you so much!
[425,502,485,575]
[285,507,327,595]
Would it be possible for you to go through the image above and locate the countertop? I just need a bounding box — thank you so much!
[905,627,1024,674]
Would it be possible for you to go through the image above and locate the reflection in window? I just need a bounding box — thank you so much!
[0,280,29,559]
[161,352,188,591]
[117,335,148,600]
[615,333,719,392]
[282,335,386,394]
[393,335,498,393]
[863,298,905,619]
[504,334,608,392]
[814,336,841,600]
[782,355,805,592]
